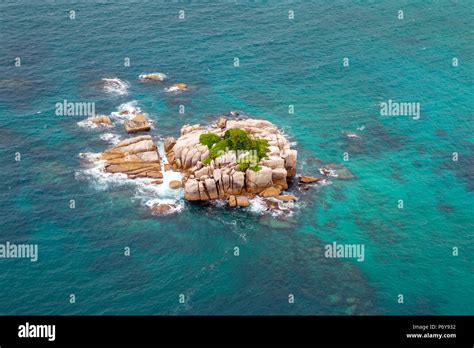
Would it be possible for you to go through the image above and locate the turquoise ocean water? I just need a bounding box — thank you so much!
[0,0,473,315]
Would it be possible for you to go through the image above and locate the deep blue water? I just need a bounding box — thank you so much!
[0,0,473,315]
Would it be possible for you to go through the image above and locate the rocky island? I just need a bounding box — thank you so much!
[82,115,313,213]
[164,117,297,207]
[78,75,333,215]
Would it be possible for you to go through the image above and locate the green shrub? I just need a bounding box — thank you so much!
[199,132,221,149]
[199,127,269,172]
[237,162,263,172]
[224,128,253,150]
[254,138,269,159]
[208,138,230,159]
[238,160,250,172]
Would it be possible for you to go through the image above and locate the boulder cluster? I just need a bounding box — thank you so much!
[99,135,163,179]
[163,117,298,207]
[79,113,338,213]
[80,99,334,213]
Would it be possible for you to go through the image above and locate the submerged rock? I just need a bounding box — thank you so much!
[320,164,354,180]
[151,203,176,216]
[259,215,296,229]
[276,195,298,202]
[139,73,167,81]
[101,77,129,95]
[78,115,113,129]
[299,175,322,184]
[88,115,112,126]
[166,83,187,92]
[174,83,187,90]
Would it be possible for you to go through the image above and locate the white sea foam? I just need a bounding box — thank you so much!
[102,78,130,96]
[76,141,185,216]
[164,84,188,93]
[318,178,332,186]
[319,167,338,177]
[165,86,181,93]
[247,195,299,217]
[133,170,183,205]
[112,100,140,116]
[78,152,101,162]
[132,143,184,213]
[76,118,114,129]
[77,139,301,218]
[247,195,267,215]
[275,199,296,216]
[109,100,156,130]
[210,199,228,208]
[109,101,141,124]
[75,157,129,191]
[100,132,121,144]
[144,198,185,215]
[77,119,99,129]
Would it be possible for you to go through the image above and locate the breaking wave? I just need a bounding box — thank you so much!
[102,77,130,96]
